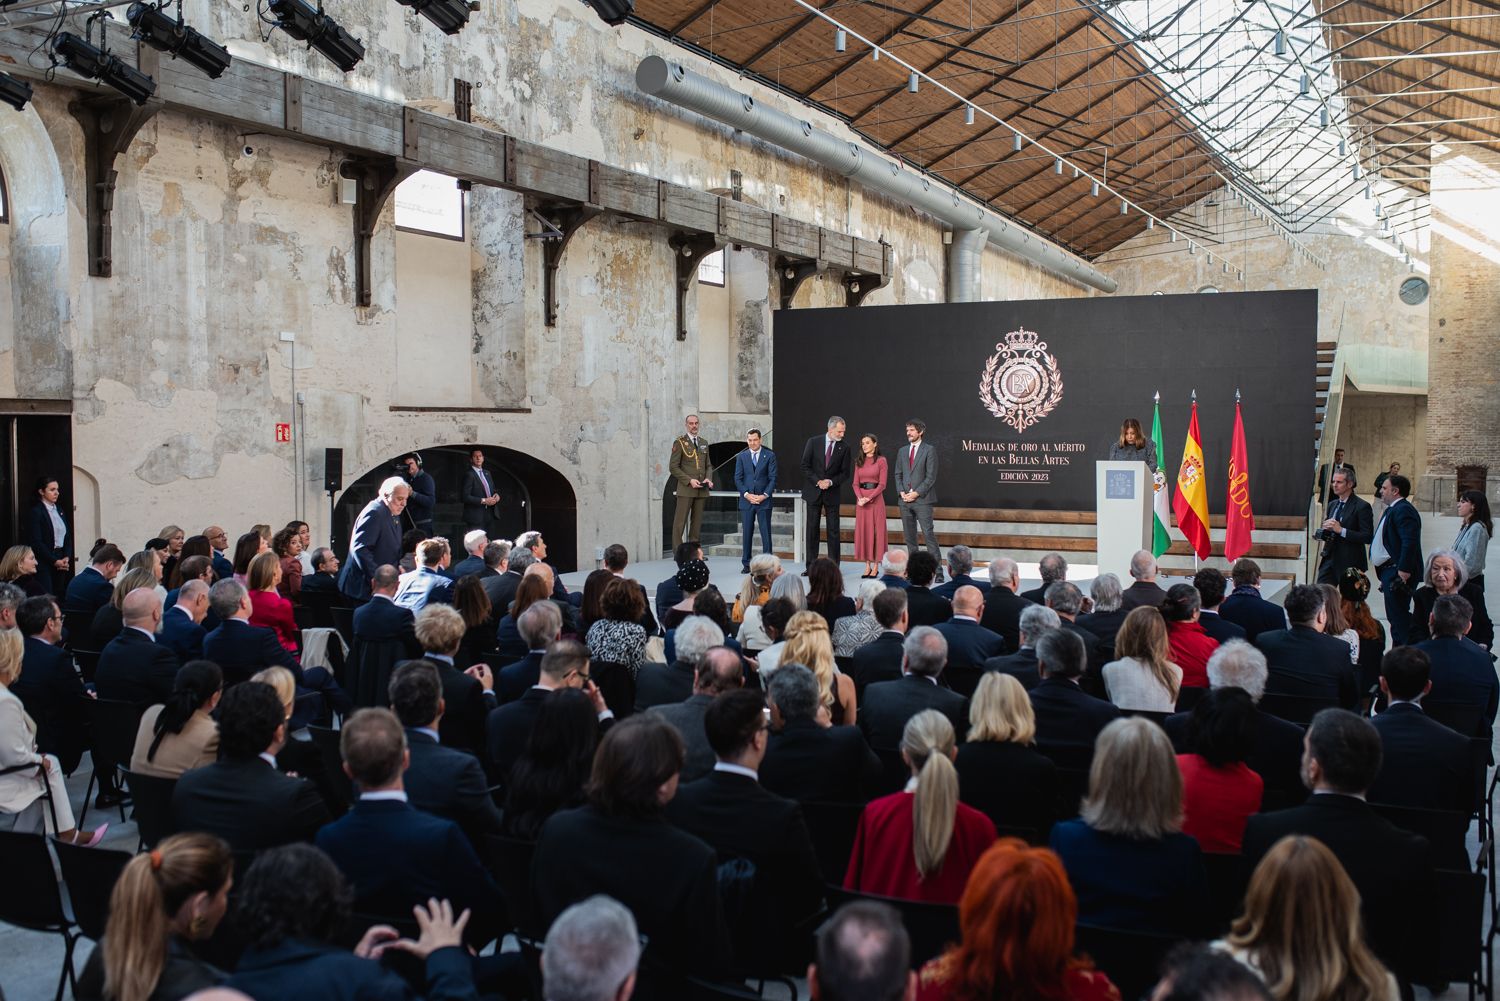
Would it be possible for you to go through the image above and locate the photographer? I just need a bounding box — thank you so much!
[398,453,437,536]
[1315,467,1372,585]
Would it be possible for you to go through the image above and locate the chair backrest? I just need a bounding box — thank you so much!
[1369,802,1472,871]
[1173,686,1206,712]
[1424,701,1484,738]
[482,834,540,940]
[1074,922,1184,1001]
[330,605,356,646]
[351,638,406,709]
[943,664,983,699]
[824,886,960,968]
[683,975,767,1001]
[62,608,97,650]
[1430,867,1485,988]
[84,698,147,775]
[52,838,132,940]
[71,647,103,684]
[1119,708,1171,727]
[589,661,637,720]
[1200,852,1248,938]
[123,770,179,849]
[1054,767,1091,820]
[1256,692,1336,726]
[873,747,909,797]
[305,726,353,811]
[0,830,71,931]
[799,800,866,885]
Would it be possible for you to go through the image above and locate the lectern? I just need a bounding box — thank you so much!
[1096,461,1153,580]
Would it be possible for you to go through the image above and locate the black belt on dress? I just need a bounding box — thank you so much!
[858,482,880,489]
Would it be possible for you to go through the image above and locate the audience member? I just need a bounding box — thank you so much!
[845,710,996,903]
[782,611,857,724]
[159,580,210,662]
[65,542,125,617]
[860,627,967,749]
[1028,629,1120,765]
[981,603,1060,691]
[654,540,701,624]
[394,539,455,613]
[932,586,1003,682]
[497,601,562,702]
[487,640,610,780]
[662,559,711,631]
[1176,688,1263,853]
[1317,583,1360,666]
[449,575,493,670]
[808,901,914,1001]
[131,660,222,779]
[231,531,266,584]
[1162,584,1219,689]
[666,587,740,664]
[1254,584,1358,709]
[979,556,1034,655]
[636,615,721,711]
[649,646,742,782]
[203,580,299,686]
[203,527,233,582]
[246,552,299,654]
[1076,572,1129,656]
[1050,717,1207,934]
[1194,567,1247,645]
[542,896,641,1001]
[585,577,648,675]
[916,839,1118,1001]
[954,672,1057,840]
[903,552,953,627]
[478,539,515,613]
[12,595,86,773]
[1122,550,1169,610]
[753,594,798,677]
[1214,835,1398,1001]
[502,687,600,840]
[849,589,909,697]
[0,580,22,630]
[732,553,781,644]
[0,545,48,599]
[807,557,857,629]
[1021,552,1067,605]
[762,663,881,803]
[415,604,494,755]
[89,567,158,649]
[1415,593,1498,743]
[1102,606,1182,711]
[495,564,572,658]
[833,578,887,657]
[878,548,911,591]
[272,527,303,600]
[300,548,342,598]
[450,530,491,580]
[1338,570,1386,694]
[598,543,657,633]
[1410,548,1494,646]
[1151,943,1272,1001]
[1218,560,1286,641]
[74,832,234,1001]
[95,588,180,705]
[930,546,984,601]
[1044,581,1105,687]
[1368,646,1473,823]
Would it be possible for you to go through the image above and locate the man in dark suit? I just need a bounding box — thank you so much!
[414,605,494,756]
[1192,567,1247,645]
[449,530,493,580]
[1028,629,1119,765]
[762,663,880,802]
[338,477,410,601]
[1219,559,1287,642]
[486,545,528,620]
[1317,448,1356,503]
[894,418,941,575]
[978,556,1033,655]
[650,647,742,783]
[461,447,503,530]
[1242,709,1434,981]
[599,544,659,636]
[486,640,612,779]
[299,548,343,598]
[1368,647,1474,824]
[94,589,179,705]
[1020,552,1067,606]
[171,680,331,850]
[476,540,514,618]
[63,543,124,617]
[981,603,1060,691]
[1120,551,1168,610]
[849,589,908,699]
[497,602,562,703]
[932,546,989,601]
[666,688,824,933]
[315,707,503,930]
[1417,593,1499,744]
[859,626,968,749]
[637,615,722,711]
[1255,584,1359,709]
[353,566,421,654]
[396,453,436,537]
[733,428,777,574]
[800,416,852,566]
[12,596,87,773]
[1075,574,1129,658]
[1316,467,1374,585]
[1371,473,1423,645]
[1043,581,1106,694]
[933,586,1002,675]
[204,580,301,685]
[902,551,952,628]
[202,526,235,583]
[158,580,209,662]
[876,549,910,591]
[388,660,502,842]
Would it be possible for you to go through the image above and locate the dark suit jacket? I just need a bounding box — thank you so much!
[1369,703,1474,817]
[761,718,881,803]
[1219,589,1286,642]
[337,498,403,600]
[404,729,502,841]
[1243,793,1433,979]
[666,770,824,928]
[1417,636,1500,742]
[300,571,342,598]
[352,596,419,651]
[315,798,502,921]
[26,501,68,595]
[635,660,695,712]
[203,619,300,687]
[498,651,545,703]
[64,567,114,617]
[449,555,491,580]
[981,647,1042,690]
[903,586,953,628]
[1075,607,1130,657]
[956,739,1058,838]
[1020,584,1049,606]
[486,685,547,779]
[859,674,968,749]
[1196,610,1246,645]
[878,574,910,591]
[461,465,503,526]
[849,631,905,698]
[1318,493,1374,576]
[800,434,852,502]
[1374,499,1424,578]
[1050,821,1207,936]
[1256,626,1359,709]
[650,694,716,782]
[228,940,475,1001]
[94,629,180,705]
[1120,580,1168,610]
[1165,706,1305,796]
[932,574,990,601]
[13,636,85,768]
[171,756,330,850]
[433,660,490,756]
[211,552,234,583]
[978,587,1034,655]
[157,606,206,662]
[487,571,524,621]
[933,617,1004,670]
[1028,677,1120,759]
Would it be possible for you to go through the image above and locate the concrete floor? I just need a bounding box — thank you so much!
[1,515,1492,1000]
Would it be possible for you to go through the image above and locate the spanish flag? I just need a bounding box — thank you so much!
[1173,399,1212,561]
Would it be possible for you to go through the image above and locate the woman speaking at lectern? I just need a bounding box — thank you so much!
[1108,418,1158,472]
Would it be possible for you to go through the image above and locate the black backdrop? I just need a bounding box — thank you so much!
[771,290,1317,516]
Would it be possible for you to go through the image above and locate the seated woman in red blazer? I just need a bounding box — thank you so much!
[1162,584,1220,689]
[1176,687,1263,854]
[845,709,997,904]
[247,551,299,654]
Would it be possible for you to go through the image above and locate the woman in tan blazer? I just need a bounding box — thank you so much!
[131,661,222,779]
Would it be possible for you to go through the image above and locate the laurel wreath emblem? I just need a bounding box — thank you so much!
[978,328,1065,434]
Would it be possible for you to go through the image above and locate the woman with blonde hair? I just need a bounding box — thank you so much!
[846,709,996,903]
[732,553,780,625]
[780,610,856,725]
[90,567,160,648]
[75,832,233,1001]
[251,666,297,720]
[247,551,299,654]
[1102,606,1183,711]
[1051,717,1207,934]
[955,672,1058,840]
[0,544,48,597]
[1214,835,1397,1001]
[157,525,186,584]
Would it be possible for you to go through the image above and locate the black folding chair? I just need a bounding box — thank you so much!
[482,835,543,998]
[306,725,354,812]
[52,837,131,941]
[1200,852,1248,937]
[330,605,356,648]
[70,647,103,685]
[123,770,179,850]
[824,886,959,968]
[1426,701,1484,738]
[590,660,637,720]
[1173,686,1206,712]
[799,800,865,885]
[1429,868,1489,1000]
[873,747,910,797]
[1371,802,1473,872]
[78,697,146,827]
[1119,709,1171,727]
[1074,922,1185,1001]
[0,761,60,833]
[1054,767,1091,820]
[60,608,96,650]
[0,830,80,1001]
[1256,692,1338,726]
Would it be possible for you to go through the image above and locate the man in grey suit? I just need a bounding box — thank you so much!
[649,646,743,782]
[895,418,941,581]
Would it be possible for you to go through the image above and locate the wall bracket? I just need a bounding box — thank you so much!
[776,256,820,311]
[340,157,418,308]
[69,94,162,277]
[669,231,722,341]
[533,201,601,327]
[843,241,893,307]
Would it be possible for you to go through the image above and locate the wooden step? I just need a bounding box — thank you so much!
[1316,340,1337,351]
[837,506,1306,531]
[835,529,1300,561]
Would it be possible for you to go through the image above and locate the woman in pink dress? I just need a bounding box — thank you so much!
[853,434,888,579]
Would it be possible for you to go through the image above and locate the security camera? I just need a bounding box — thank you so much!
[242,144,255,157]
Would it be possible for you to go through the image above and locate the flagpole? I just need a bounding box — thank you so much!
[1192,389,1199,572]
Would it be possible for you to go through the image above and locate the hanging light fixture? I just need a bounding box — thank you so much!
[1147,217,1155,230]
[1337,138,1346,156]
[1318,106,1328,127]
[1299,73,1309,96]
[834,27,846,52]
[1012,132,1022,152]
[1274,30,1285,56]
[1120,200,1129,215]
[1090,179,1100,197]
[907,71,918,93]
[964,105,974,125]
[1054,158,1063,174]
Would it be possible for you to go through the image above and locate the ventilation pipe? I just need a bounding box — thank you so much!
[636,55,1118,295]
[948,228,988,302]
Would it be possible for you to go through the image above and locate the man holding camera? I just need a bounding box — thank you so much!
[1316,467,1373,585]
[399,453,436,537]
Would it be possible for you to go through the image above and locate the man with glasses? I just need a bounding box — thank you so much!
[13,595,90,775]
[485,639,614,780]
[203,525,234,581]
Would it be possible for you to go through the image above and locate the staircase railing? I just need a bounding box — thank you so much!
[1305,343,1349,583]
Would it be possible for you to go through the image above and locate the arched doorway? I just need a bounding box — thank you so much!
[334,445,579,572]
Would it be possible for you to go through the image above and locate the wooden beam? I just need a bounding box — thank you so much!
[69,94,162,277]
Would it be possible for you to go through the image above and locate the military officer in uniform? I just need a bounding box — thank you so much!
[670,414,714,548]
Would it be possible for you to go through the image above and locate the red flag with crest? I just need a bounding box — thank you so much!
[1225,399,1255,562]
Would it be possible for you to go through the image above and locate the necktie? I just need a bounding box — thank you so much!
[751,450,758,466]
[476,468,490,494]
[825,441,833,467]
[909,444,917,469]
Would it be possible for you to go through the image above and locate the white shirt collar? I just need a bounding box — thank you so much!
[258,752,278,768]
[714,762,759,781]
[427,653,455,666]
[413,726,440,741]
[360,790,408,803]
[953,614,979,624]
[373,593,395,603]
[128,626,156,641]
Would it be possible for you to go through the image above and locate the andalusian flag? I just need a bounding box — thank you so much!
[1150,396,1171,558]
[1173,397,1213,561]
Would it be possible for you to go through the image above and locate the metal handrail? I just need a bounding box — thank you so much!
[1305,331,1349,583]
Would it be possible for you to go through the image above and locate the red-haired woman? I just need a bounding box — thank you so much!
[917,839,1121,1001]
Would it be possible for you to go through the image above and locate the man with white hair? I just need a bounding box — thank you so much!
[1076,573,1129,655]
[1021,553,1067,605]
[635,614,723,712]
[979,555,1035,654]
[516,530,569,601]
[877,549,910,591]
[859,626,968,749]
[932,545,989,600]
[833,579,887,657]
[339,475,411,600]
[542,895,641,1001]
[982,603,1060,690]
[1121,550,1168,610]
[450,529,492,579]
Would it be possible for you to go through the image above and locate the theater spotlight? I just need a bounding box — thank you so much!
[53,32,157,105]
[395,0,476,35]
[127,3,231,78]
[582,0,633,25]
[268,0,364,71]
[0,71,31,111]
